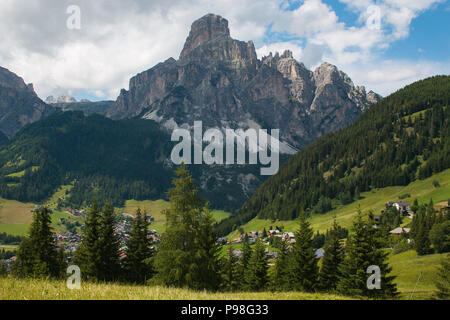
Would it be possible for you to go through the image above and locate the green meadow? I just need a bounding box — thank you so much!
[226,168,450,240]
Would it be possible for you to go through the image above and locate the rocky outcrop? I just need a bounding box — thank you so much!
[107,14,381,151]
[0,67,56,137]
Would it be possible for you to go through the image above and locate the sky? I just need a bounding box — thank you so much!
[0,0,448,101]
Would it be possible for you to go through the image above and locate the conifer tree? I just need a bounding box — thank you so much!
[414,209,432,255]
[434,254,450,300]
[14,207,64,278]
[193,208,222,290]
[318,219,343,292]
[337,210,397,298]
[245,237,268,291]
[73,200,103,281]
[271,238,290,291]
[97,203,121,281]
[288,211,318,292]
[123,208,154,283]
[152,164,221,290]
[238,233,253,289]
[221,246,239,292]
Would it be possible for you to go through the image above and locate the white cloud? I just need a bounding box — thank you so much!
[0,0,446,101]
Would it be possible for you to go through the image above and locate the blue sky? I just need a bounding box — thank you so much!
[0,0,448,101]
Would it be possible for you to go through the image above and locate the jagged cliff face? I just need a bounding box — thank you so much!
[0,67,55,137]
[107,14,381,150]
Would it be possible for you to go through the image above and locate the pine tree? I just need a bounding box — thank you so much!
[73,200,103,281]
[97,203,121,281]
[271,239,290,291]
[245,237,268,291]
[337,210,397,298]
[288,211,318,292]
[434,254,450,300]
[14,206,64,278]
[221,246,239,292]
[123,208,154,283]
[318,219,343,292]
[152,164,221,290]
[415,213,432,255]
[238,233,253,289]
[193,207,222,290]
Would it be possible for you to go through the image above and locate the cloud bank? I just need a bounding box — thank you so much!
[0,0,447,100]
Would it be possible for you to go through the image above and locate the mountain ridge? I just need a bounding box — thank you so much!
[0,67,56,137]
[215,75,450,236]
[106,14,380,150]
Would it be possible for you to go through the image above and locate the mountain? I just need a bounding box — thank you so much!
[0,111,174,206]
[106,14,380,150]
[51,100,115,116]
[216,76,450,236]
[0,14,381,212]
[0,67,55,137]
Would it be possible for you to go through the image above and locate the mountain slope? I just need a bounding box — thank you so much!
[216,76,450,236]
[0,111,279,211]
[0,67,56,137]
[0,111,174,206]
[106,14,380,150]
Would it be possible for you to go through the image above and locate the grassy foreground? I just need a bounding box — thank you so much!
[389,250,445,300]
[0,277,349,300]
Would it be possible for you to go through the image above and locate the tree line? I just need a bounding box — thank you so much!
[5,165,415,299]
[216,76,450,236]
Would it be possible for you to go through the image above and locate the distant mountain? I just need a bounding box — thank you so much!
[216,76,450,236]
[0,111,174,206]
[106,14,380,150]
[0,111,278,211]
[46,95,77,104]
[52,100,115,116]
[0,67,56,137]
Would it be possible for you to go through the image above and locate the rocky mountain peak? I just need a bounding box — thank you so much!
[0,66,30,91]
[107,14,381,148]
[180,14,230,59]
[0,66,55,136]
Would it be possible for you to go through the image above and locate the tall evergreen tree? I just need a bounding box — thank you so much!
[415,212,432,256]
[97,203,121,281]
[271,238,290,291]
[123,208,154,283]
[221,246,240,292]
[318,219,344,292]
[152,164,221,290]
[73,200,103,281]
[245,237,268,291]
[238,233,253,289]
[288,211,318,292]
[14,207,64,278]
[337,210,397,298]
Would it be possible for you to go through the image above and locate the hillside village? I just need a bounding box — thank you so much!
[1,199,448,269]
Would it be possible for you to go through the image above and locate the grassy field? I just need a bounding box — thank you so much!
[122,199,231,233]
[0,196,232,236]
[0,245,18,252]
[0,277,350,300]
[388,250,446,300]
[226,168,450,240]
[0,198,34,225]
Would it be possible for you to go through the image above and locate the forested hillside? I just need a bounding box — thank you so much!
[216,76,450,236]
[0,111,174,207]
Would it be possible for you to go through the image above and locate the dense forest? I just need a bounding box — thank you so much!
[0,111,174,207]
[216,76,450,236]
[0,110,279,210]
